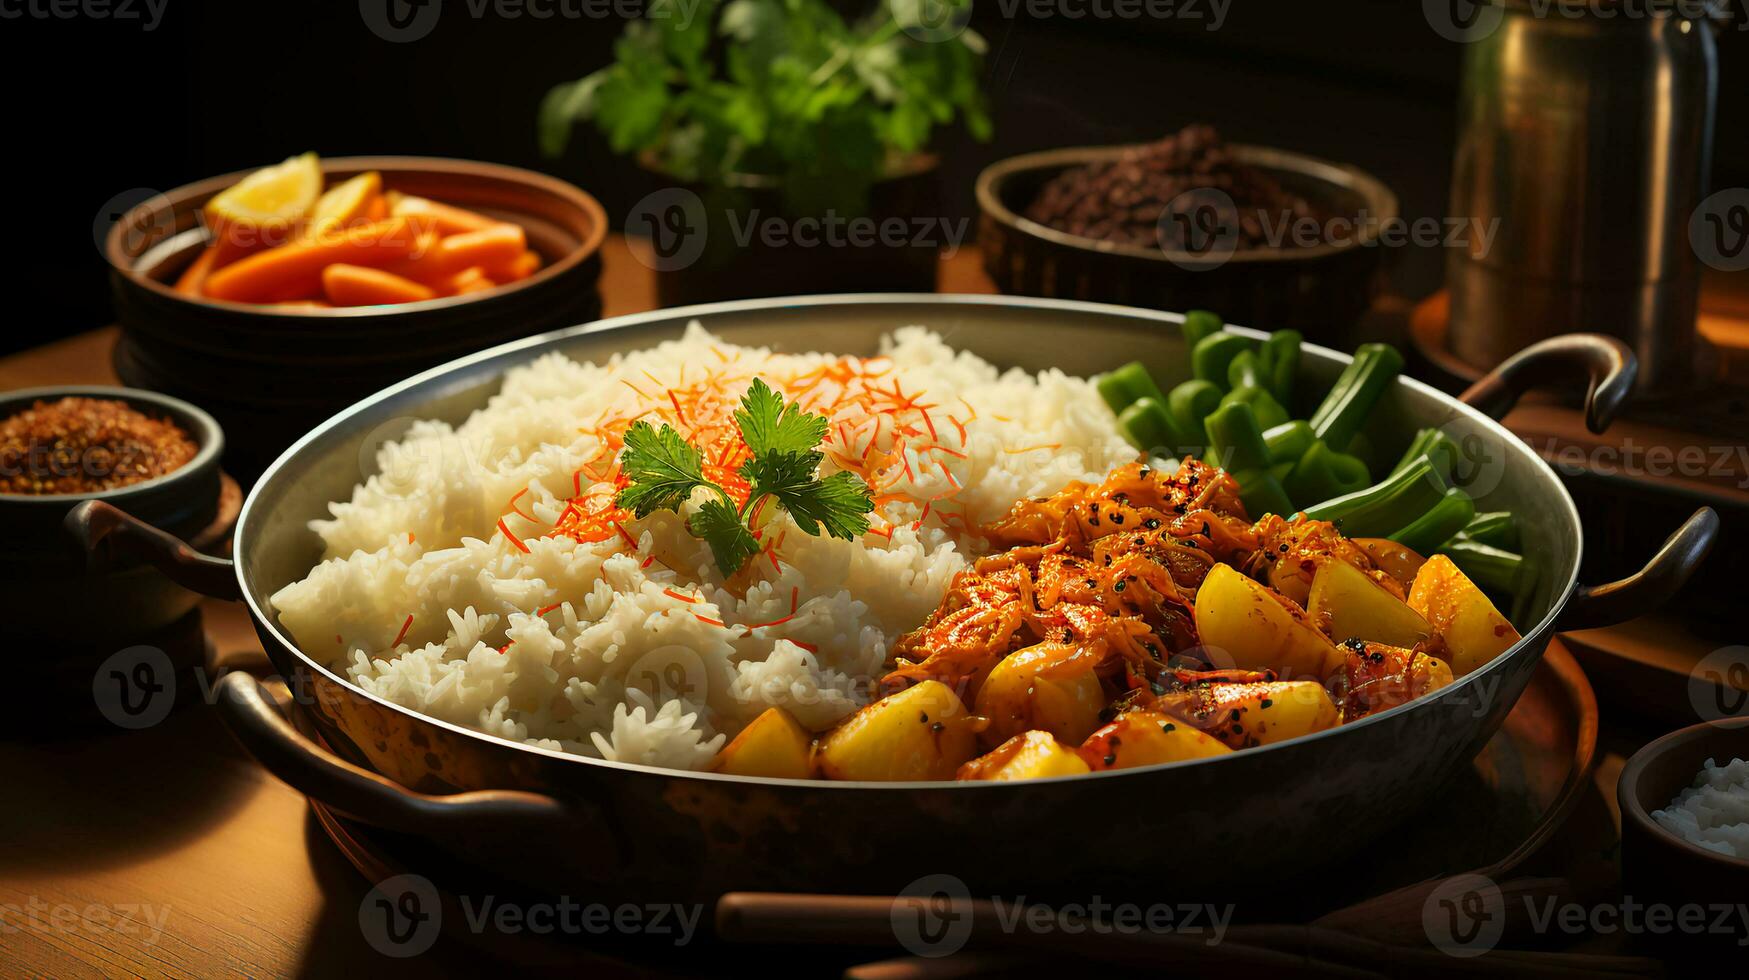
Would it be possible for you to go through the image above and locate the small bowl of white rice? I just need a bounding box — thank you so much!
[1618,717,1749,955]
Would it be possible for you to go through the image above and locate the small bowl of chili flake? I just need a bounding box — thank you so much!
[0,387,231,657]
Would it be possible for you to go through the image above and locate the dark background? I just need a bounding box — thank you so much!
[3,0,1746,355]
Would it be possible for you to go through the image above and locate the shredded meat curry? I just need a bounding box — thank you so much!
[884,458,1413,706]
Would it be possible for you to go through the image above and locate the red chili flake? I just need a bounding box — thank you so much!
[573,469,584,497]
[926,444,967,459]
[663,588,699,604]
[919,406,938,441]
[640,555,656,569]
[791,640,819,654]
[536,602,562,616]
[407,531,415,544]
[668,390,687,426]
[912,500,933,531]
[497,518,530,553]
[947,414,968,444]
[392,614,414,647]
[766,545,782,575]
[695,614,727,628]
[790,586,799,614]
[507,487,532,521]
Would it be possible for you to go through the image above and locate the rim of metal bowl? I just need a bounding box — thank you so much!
[236,293,1580,792]
[976,143,1401,264]
[103,155,609,320]
[0,384,224,504]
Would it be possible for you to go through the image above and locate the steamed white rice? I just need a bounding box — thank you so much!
[1651,756,1749,859]
[270,324,1135,770]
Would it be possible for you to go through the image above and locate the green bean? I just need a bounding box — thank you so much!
[1219,385,1289,431]
[1440,538,1526,597]
[1264,420,1315,465]
[1181,310,1223,349]
[1192,333,1254,391]
[1116,397,1180,456]
[1095,361,1167,415]
[1301,453,1450,537]
[1309,343,1404,452]
[1389,487,1476,555]
[1283,440,1372,507]
[1258,330,1302,407]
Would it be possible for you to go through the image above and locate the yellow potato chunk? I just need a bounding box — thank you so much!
[958,731,1091,781]
[1158,680,1340,749]
[973,642,1105,748]
[710,706,815,780]
[1194,563,1345,680]
[1079,710,1233,770]
[1408,555,1522,677]
[816,680,980,781]
[1352,537,1426,585]
[1307,557,1433,649]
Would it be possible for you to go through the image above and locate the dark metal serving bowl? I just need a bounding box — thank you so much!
[71,295,1717,909]
[977,145,1398,334]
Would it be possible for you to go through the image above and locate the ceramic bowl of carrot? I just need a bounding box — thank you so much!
[104,154,607,476]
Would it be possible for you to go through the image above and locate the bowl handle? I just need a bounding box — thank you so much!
[1459,333,1636,432]
[1557,506,1719,632]
[65,498,239,600]
[213,671,568,835]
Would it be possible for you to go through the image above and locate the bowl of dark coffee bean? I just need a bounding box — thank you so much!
[976,125,1397,334]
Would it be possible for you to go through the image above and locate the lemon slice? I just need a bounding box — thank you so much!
[308,171,382,236]
[206,152,322,227]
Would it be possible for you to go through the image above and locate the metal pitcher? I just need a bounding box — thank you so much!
[1445,0,1722,394]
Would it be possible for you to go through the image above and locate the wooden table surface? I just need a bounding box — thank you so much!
[0,239,1661,977]
[0,237,996,979]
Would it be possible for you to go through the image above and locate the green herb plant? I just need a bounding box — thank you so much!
[616,377,875,575]
[538,0,990,216]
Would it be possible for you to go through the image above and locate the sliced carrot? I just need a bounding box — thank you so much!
[205,215,301,270]
[439,266,497,295]
[434,223,526,275]
[174,247,217,295]
[489,249,542,282]
[322,263,436,306]
[391,194,500,237]
[376,232,447,285]
[203,216,422,303]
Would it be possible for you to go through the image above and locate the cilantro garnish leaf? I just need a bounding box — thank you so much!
[734,377,828,457]
[613,377,876,576]
[615,420,706,517]
[690,497,762,575]
[784,470,875,540]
